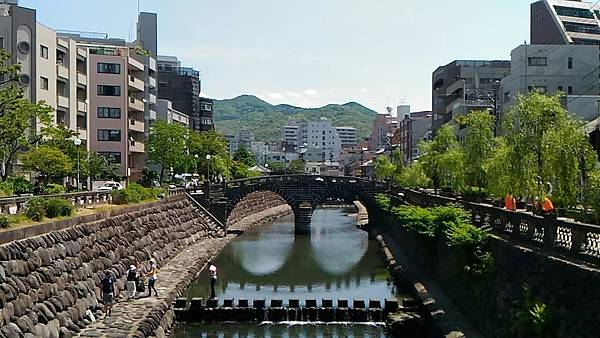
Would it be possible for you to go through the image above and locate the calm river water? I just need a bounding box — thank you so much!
[173,207,403,337]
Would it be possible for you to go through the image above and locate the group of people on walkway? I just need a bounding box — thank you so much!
[504,192,555,215]
[100,258,160,317]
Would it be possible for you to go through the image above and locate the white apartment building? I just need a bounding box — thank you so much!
[156,99,189,127]
[281,119,345,160]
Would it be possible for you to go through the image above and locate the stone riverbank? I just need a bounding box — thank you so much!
[75,204,292,338]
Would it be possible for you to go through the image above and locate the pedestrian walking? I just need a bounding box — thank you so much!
[146,258,159,297]
[125,264,138,300]
[100,272,115,317]
[209,262,217,299]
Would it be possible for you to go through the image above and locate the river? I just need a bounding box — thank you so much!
[173,207,405,337]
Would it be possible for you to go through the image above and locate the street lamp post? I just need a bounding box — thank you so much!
[206,154,212,182]
[73,138,82,192]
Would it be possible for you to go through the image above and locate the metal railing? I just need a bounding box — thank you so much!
[0,191,112,215]
[393,187,600,266]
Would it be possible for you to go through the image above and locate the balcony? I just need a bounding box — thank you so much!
[128,75,144,92]
[77,47,87,58]
[77,100,87,112]
[77,128,87,141]
[149,57,156,71]
[128,57,144,71]
[148,76,156,88]
[77,72,87,86]
[149,93,156,104]
[57,38,69,49]
[129,119,145,133]
[57,94,69,108]
[149,109,157,120]
[57,64,69,79]
[129,140,145,153]
[129,97,144,112]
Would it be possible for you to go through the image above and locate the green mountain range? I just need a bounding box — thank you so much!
[213,95,377,141]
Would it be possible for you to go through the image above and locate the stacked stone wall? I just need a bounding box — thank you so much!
[227,191,287,225]
[381,219,600,338]
[0,196,224,338]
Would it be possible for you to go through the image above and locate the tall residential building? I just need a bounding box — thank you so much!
[281,120,343,160]
[499,44,600,122]
[157,55,214,132]
[335,127,358,149]
[431,60,510,133]
[0,3,91,181]
[531,0,600,45]
[393,110,432,162]
[58,31,156,182]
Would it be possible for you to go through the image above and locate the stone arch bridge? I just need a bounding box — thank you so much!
[190,175,387,234]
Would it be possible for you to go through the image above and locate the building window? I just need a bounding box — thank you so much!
[568,86,574,95]
[98,152,121,164]
[568,57,573,69]
[97,129,121,141]
[40,45,48,59]
[97,107,121,119]
[40,76,48,90]
[97,62,121,74]
[97,85,121,96]
[528,57,547,66]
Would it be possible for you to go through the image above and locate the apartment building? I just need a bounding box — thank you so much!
[393,110,432,162]
[499,44,600,122]
[431,60,510,134]
[57,32,155,182]
[157,55,214,132]
[531,0,600,45]
[368,112,397,151]
[335,126,358,149]
[156,99,190,127]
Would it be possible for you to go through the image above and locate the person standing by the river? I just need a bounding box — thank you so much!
[146,258,159,297]
[209,262,217,299]
[100,271,115,317]
[125,265,138,300]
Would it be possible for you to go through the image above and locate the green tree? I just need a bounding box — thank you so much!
[389,148,406,184]
[419,124,464,193]
[88,152,120,182]
[289,159,305,174]
[21,145,72,181]
[187,131,231,180]
[374,155,396,189]
[542,120,596,208]
[461,110,495,192]
[0,50,54,181]
[266,161,285,172]
[398,161,430,189]
[146,120,188,183]
[232,145,255,167]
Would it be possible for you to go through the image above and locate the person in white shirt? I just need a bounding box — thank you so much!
[208,262,217,299]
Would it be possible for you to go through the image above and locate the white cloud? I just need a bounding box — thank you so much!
[285,91,302,98]
[304,88,318,96]
[268,92,285,100]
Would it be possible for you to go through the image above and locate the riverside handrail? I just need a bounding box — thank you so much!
[0,191,112,215]
[0,188,187,215]
[392,187,600,266]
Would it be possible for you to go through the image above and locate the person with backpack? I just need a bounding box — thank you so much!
[101,272,115,317]
[125,265,138,300]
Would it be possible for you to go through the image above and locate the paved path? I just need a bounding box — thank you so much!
[75,205,291,338]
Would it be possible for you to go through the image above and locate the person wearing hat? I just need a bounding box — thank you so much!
[125,264,139,300]
[146,258,159,297]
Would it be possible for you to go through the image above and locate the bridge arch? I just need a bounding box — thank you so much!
[224,175,385,234]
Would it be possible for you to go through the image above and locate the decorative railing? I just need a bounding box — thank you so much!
[393,187,600,266]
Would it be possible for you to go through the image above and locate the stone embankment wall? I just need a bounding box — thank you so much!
[0,195,224,338]
[227,191,287,225]
[379,218,600,338]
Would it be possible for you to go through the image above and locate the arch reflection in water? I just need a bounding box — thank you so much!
[185,208,402,303]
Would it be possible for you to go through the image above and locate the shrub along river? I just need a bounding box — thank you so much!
[173,207,408,337]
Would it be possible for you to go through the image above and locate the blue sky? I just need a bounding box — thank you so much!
[22,0,530,113]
